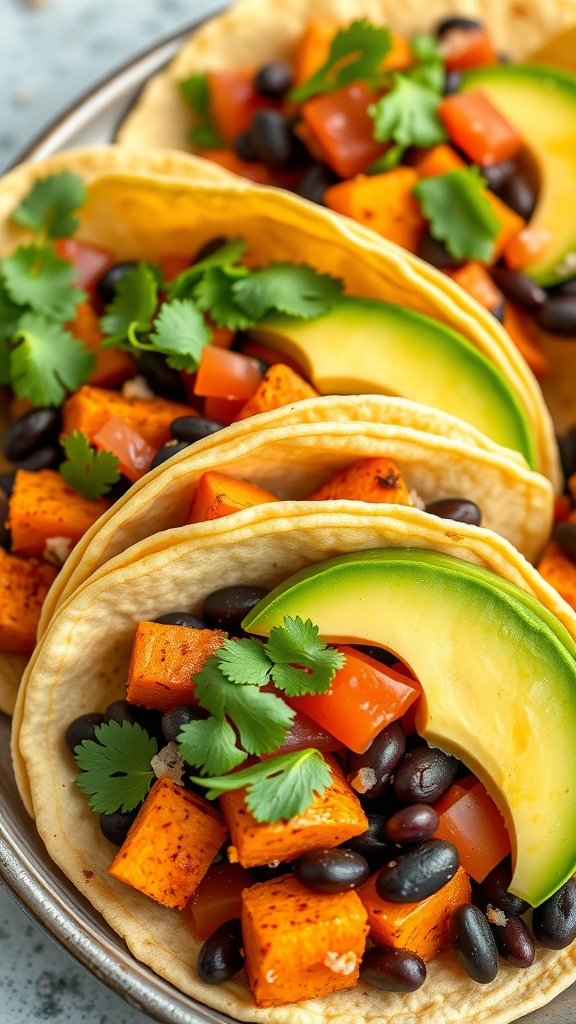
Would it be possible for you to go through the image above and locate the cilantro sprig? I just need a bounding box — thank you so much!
[74,720,158,814]
[59,432,121,500]
[12,171,86,241]
[413,167,502,262]
[369,34,447,156]
[179,72,223,149]
[290,21,392,103]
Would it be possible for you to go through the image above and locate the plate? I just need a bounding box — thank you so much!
[0,14,575,1024]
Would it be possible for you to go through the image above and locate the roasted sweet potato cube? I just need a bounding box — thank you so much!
[9,469,109,560]
[0,551,57,655]
[109,778,227,909]
[62,384,195,449]
[69,302,135,388]
[358,866,471,962]
[126,620,227,711]
[221,755,368,868]
[188,471,278,524]
[242,873,368,1007]
[234,364,318,421]
[538,540,576,611]
[306,457,413,506]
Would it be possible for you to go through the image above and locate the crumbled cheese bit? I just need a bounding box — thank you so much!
[265,969,278,984]
[324,951,357,975]
[267,859,281,869]
[486,904,507,927]
[121,375,155,401]
[410,489,426,511]
[150,742,185,785]
[43,536,73,567]
[348,767,377,794]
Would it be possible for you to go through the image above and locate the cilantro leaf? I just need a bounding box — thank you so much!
[100,263,157,346]
[189,124,224,149]
[11,171,86,240]
[409,34,446,93]
[177,717,247,776]
[413,167,502,262]
[265,616,345,697]
[290,21,391,103]
[168,238,247,301]
[148,298,210,372]
[232,263,343,321]
[0,281,21,384]
[59,432,120,499]
[10,313,94,406]
[2,245,86,321]
[370,75,447,149]
[217,637,272,687]
[179,72,223,149]
[194,267,254,330]
[74,720,157,814]
[191,748,332,823]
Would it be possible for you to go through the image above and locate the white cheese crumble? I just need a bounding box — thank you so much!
[43,536,73,567]
[151,742,185,785]
[486,904,507,927]
[324,951,357,975]
[265,969,278,984]
[348,767,377,794]
[121,375,155,401]
[409,489,426,511]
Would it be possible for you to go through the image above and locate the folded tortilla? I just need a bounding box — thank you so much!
[14,505,576,1024]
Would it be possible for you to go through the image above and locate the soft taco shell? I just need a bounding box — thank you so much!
[15,505,576,1024]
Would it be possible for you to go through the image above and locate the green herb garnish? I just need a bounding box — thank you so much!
[59,432,121,500]
[232,263,343,321]
[290,21,392,103]
[74,720,158,814]
[413,166,502,262]
[2,245,86,320]
[179,72,223,149]
[11,171,86,241]
[10,313,94,407]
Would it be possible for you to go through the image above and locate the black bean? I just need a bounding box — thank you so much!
[450,905,499,984]
[193,237,228,263]
[96,261,139,306]
[475,855,529,916]
[170,416,225,443]
[537,296,576,336]
[297,162,340,205]
[249,110,294,167]
[385,804,440,845]
[104,700,138,725]
[203,585,268,634]
[197,919,245,984]
[532,880,576,949]
[490,265,546,311]
[557,428,576,481]
[65,712,106,754]
[352,646,401,669]
[554,521,576,562]
[360,946,426,992]
[149,439,191,471]
[154,611,207,629]
[136,351,187,402]
[550,277,576,297]
[162,703,210,743]
[342,816,398,870]
[254,62,294,99]
[347,722,406,801]
[293,848,369,894]
[480,160,516,195]
[393,744,459,803]
[499,174,537,221]
[489,912,535,968]
[99,808,139,845]
[103,699,162,742]
[250,861,290,883]
[0,472,15,498]
[107,475,133,505]
[377,839,459,903]
[436,16,483,37]
[16,445,62,472]
[4,407,61,462]
[443,70,463,96]
[425,498,482,527]
[0,488,10,550]
[417,230,463,271]
[233,130,258,163]
[490,297,506,324]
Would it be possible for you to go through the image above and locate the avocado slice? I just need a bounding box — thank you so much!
[460,64,576,286]
[244,548,576,907]
[249,297,535,466]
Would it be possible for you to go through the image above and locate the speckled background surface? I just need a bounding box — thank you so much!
[0,1,222,1019]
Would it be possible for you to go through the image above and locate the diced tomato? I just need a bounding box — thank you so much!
[288,646,421,754]
[158,255,191,282]
[234,342,306,378]
[440,27,499,72]
[207,320,235,350]
[504,226,553,270]
[302,82,389,179]
[433,779,511,882]
[93,416,155,482]
[203,395,247,425]
[194,346,263,400]
[262,708,342,758]
[54,239,113,293]
[555,495,572,524]
[208,69,274,145]
[439,90,523,166]
[197,149,274,185]
[185,861,255,941]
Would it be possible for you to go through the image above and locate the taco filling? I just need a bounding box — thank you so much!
[65,548,576,1009]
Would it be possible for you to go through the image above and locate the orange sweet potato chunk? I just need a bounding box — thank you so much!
[9,469,109,560]
[358,866,471,962]
[109,778,227,909]
[242,873,368,1007]
[234,364,319,421]
[306,457,413,505]
[68,302,135,388]
[0,551,57,655]
[538,540,576,611]
[221,755,368,868]
[325,168,426,252]
[62,385,196,449]
[188,471,279,523]
[126,620,227,711]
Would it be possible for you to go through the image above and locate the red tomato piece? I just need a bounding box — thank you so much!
[194,346,263,400]
[93,416,155,482]
[55,238,113,291]
[208,69,274,145]
[261,708,342,758]
[185,861,255,941]
[433,779,511,882]
[555,495,572,524]
[439,90,523,166]
[301,82,388,178]
[203,395,247,425]
[440,27,500,71]
[158,255,191,282]
[288,646,421,754]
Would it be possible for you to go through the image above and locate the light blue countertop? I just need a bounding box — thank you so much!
[0,1,222,1020]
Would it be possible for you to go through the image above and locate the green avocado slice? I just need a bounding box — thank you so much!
[244,548,576,907]
[460,63,576,286]
[249,296,535,466]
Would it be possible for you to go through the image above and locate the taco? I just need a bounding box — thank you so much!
[14,504,576,1023]
[116,0,576,426]
[0,159,557,714]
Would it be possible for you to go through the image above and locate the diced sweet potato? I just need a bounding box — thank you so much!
[62,385,196,449]
[188,471,279,523]
[9,469,109,560]
[503,302,550,380]
[445,262,503,313]
[485,192,525,263]
[68,302,135,388]
[126,620,227,711]
[292,19,337,86]
[358,866,471,962]
[234,364,319,421]
[0,551,57,655]
[538,540,576,611]
[221,755,368,868]
[414,143,466,178]
[306,457,413,506]
[325,168,426,252]
[109,778,227,909]
[242,873,368,1007]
